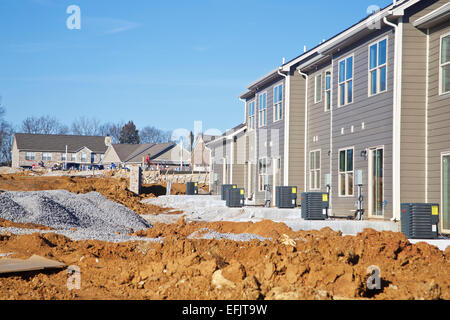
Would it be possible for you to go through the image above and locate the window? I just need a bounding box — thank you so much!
[441,34,450,94]
[325,70,332,111]
[70,154,76,161]
[339,148,354,196]
[369,38,387,96]
[315,74,322,103]
[248,101,255,130]
[42,153,52,161]
[258,92,267,127]
[258,158,268,191]
[61,153,67,161]
[274,84,283,121]
[310,150,321,190]
[338,55,354,106]
[91,153,95,163]
[81,153,87,162]
[25,152,35,161]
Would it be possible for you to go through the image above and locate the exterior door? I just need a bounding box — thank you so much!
[442,154,450,233]
[368,147,384,217]
[272,158,281,205]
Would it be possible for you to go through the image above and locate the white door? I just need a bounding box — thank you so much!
[272,158,281,206]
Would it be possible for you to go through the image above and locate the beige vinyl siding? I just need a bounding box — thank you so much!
[400,0,449,203]
[427,19,450,209]
[287,71,306,197]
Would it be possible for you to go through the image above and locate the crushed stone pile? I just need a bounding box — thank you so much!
[0,190,151,234]
[187,228,270,242]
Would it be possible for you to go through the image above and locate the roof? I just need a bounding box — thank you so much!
[14,133,109,153]
[109,142,177,163]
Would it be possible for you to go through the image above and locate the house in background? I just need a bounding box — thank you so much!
[191,134,217,172]
[206,124,247,195]
[101,142,191,169]
[11,133,111,169]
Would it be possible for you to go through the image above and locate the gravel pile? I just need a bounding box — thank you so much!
[187,228,270,242]
[0,190,151,234]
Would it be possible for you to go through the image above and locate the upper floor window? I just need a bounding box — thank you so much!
[325,70,332,111]
[248,101,255,130]
[91,153,95,163]
[81,153,87,162]
[274,84,283,122]
[315,74,322,103]
[369,38,387,96]
[338,55,354,107]
[25,152,35,161]
[42,152,52,161]
[339,148,354,196]
[258,92,267,127]
[61,153,67,161]
[441,34,450,95]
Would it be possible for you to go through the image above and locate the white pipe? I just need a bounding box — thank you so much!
[298,68,308,192]
[383,16,402,222]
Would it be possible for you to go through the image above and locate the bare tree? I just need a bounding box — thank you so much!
[21,116,69,135]
[99,122,124,143]
[71,117,101,136]
[140,126,172,144]
[0,105,14,165]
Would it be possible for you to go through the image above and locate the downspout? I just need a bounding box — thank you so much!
[383,15,403,221]
[298,68,309,192]
[278,68,289,186]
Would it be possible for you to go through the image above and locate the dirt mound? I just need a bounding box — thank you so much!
[0,228,448,300]
[0,175,180,215]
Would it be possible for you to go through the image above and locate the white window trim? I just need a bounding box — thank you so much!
[338,146,355,197]
[324,69,332,112]
[338,53,355,108]
[367,145,386,219]
[248,100,256,131]
[310,149,321,191]
[258,91,268,128]
[368,36,389,97]
[314,73,323,104]
[440,151,450,234]
[273,83,284,123]
[439,32,450,96]
[42,152,52,161]
[25,152,36,161]
[258,157,268,192]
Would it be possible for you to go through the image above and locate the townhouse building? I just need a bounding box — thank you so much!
[232,0,450,232]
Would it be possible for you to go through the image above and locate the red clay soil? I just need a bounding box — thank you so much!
[0,174,181,215]
[0,227,448,300]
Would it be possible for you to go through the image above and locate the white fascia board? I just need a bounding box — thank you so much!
[413,2,450,28]
[391,0,422,16]
[205,125,247,146]
[296,54,326,72]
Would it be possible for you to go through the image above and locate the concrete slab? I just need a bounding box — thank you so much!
[409,239,450,251]
[143,195,400,235]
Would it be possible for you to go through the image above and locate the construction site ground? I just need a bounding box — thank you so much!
[0,171,449,300]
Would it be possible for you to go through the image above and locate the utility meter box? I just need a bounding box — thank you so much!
[275,186,298,208]
[401,203,439,239]
[301,192,329,220]
[186,182,198,195]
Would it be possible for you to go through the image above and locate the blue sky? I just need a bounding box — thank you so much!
[0,0,392,134]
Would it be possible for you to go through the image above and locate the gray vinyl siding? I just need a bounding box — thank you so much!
[427,18,450,226]
[287,71,306,197]
[330,27,395,219]
[251,77,286,205]
[306,63,332,193]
